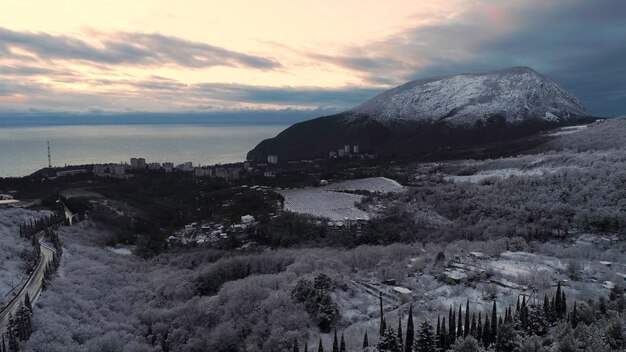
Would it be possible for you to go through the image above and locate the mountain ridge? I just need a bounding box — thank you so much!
[247,67,593,162]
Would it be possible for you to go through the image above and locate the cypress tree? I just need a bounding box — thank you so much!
[318,338,324,352]
[292,339,300,352]
[476,312,482,342]
[405,305,414,352]
[483,315,491,348]
[340,333,346,352]
[449,308,455,343]
[24,292,32,312]
[2,335,6,352]
[561,290,567,317]
[332,330,339,352]
[516,296,520,314]
[470,313,477,338]
[555,282,562,319]
[491,301,498,338]
[571,302,578,329]
[7,331,18,352]
[457,304,463,338]
[543,295,550,320]
[440,317,447,350]
[435,316,441,350]
[363,331,369,349]
[397,315,403,348]
[416,320,436,352]
[464,300,470,337]
[379,293,385,336]
[304,341,308,352]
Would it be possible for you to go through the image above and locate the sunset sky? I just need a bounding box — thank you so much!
[1,0,624,116]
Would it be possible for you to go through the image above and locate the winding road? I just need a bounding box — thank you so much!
[0,233,56,334]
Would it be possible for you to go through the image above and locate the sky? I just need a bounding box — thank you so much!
[0,0,624,117]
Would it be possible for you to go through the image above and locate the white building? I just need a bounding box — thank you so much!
[344,145,351,153]
[137,158,146,169]
[130,158,138,168]
[353,145,359,153]
[267,155,278,164]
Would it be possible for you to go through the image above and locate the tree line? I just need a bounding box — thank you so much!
[2,222,64,352]
[291,281,624,352]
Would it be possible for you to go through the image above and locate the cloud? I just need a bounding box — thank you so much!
[0,28,280,69]
[190,83,381,107]
[310,0,626,116]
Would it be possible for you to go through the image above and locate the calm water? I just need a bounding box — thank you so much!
[0,124,287,177]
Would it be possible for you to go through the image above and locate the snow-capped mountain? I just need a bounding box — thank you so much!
[348,67,588,125]
[248,67,594,162]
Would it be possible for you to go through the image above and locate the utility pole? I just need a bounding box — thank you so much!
[47,141,52,168]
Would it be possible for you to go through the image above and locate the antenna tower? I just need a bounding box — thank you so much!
[47,141,52,168]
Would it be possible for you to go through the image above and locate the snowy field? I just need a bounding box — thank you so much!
[548,124,589,137]
[445,166,578,183]
[320,177,404,193]
[279,189,369,221]
[0,208,52,307]
[279,177,405,221]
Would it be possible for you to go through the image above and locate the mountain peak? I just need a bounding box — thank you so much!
[348,66,588,125]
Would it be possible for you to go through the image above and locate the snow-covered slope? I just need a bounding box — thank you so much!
[349,67,588,125]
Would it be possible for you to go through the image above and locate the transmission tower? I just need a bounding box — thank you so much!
[47,141,52,168]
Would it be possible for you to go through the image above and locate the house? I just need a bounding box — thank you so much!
[241,215,255,225]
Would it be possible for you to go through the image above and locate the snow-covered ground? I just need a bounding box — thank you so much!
[279,189,369,221]
[348,67,588,125]
[0,208,52,307]
[548,124,589,136]
[279,177,405,221]
[320,177,404,193]
[445,166,578,183]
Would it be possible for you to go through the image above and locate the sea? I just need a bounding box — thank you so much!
[0,119,292,178]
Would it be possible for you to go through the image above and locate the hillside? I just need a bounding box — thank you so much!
[540,117,626,151]
[248,67,594,162]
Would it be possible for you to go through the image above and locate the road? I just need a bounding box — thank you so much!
[0,234,56,334]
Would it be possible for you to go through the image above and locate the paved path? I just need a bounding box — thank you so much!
[0,233,55,333]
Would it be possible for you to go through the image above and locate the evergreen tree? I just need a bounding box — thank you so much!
[571,302,578,329]
[457,305,463,338]
[516,296,520,314]
[340,333,346,352]
[415,320,436,352]
[293,339,300,352]
[405,305,414,352]
[449,308,456,344]
[476,312,482,342]
[397,316,403,349]
[363,331,369,349]
[24,293,32,312]
[7,331,18,352]
[440,317,447,351]
[464,300,470,338]
[555,282,562,319]
[495,323,518,352]
[318,338,324,352]
[482,315,490,348]
[561,290,567,318]
[470,313,476,338]
[435,316,440,351]
[304,341,308,352]
[380,293,385,336]
[378,327,401,352]
[490,301,498,339]
[2,335,6,352]
[332,330,339,352]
